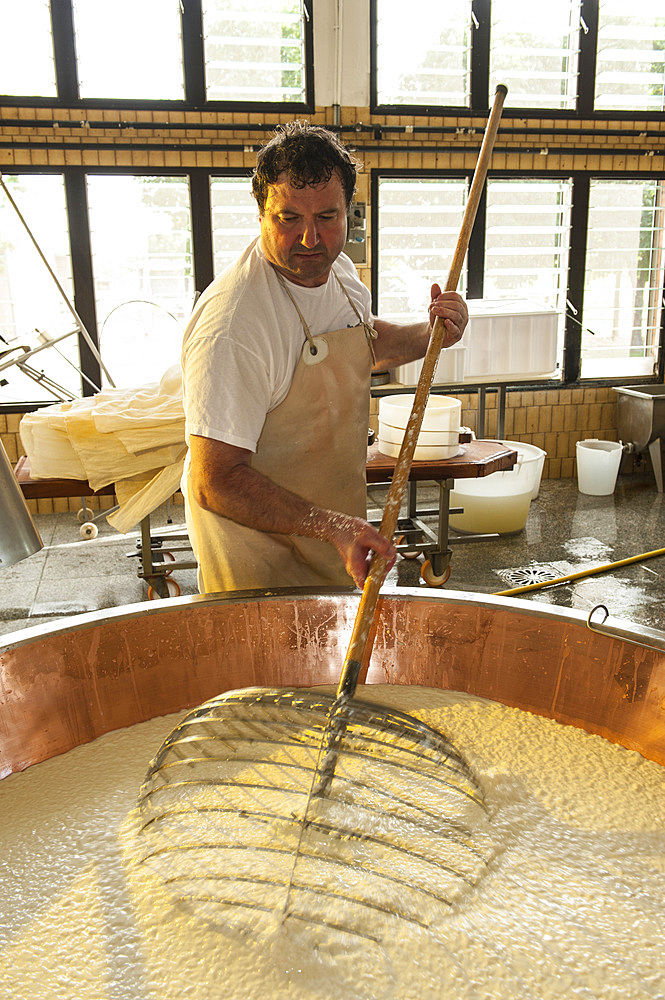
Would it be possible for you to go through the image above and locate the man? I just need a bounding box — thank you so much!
[182,121,468,594]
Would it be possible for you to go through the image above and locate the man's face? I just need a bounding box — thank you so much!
[259,170,349,287]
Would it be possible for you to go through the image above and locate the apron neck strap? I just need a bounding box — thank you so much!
[272,265,378,364]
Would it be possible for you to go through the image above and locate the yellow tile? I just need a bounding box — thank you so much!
[547,457,562,479]
[588,403,602,430]
[538,405,553,432]
[513,408,527,434]
[2,435,17,462]
[551,405,565,432]
[563,406,577,431]
[600,402,616,427]
[561,457,574,478]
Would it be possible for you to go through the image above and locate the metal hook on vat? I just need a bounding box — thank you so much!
[587,603,665,655]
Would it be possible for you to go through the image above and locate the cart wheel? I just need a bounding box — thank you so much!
[148,578,181,600]
[79,522,98,540]
[420,559,451,587]
[395,534,420,560]
[162,551,176,576]
[77,507,94,523]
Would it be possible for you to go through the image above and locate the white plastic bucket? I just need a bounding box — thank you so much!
[449,440,546,534]
[576,439,623,496]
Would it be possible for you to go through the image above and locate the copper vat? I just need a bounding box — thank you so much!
[1,587,664,778]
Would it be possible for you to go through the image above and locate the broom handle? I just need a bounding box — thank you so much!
[338,84,508,700]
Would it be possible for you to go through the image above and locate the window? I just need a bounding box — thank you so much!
[374,0,472,107]
[203,0,308,103]
[594,1,665,112]
[72,0,185,101]
[489,0,581,110]
[210,177,260,275]
[376,177,468,322]
[86,176,194,387]
[484,177,572,370]
[581,179,664,378]
[0,0,56,98]
[0,174,79,405]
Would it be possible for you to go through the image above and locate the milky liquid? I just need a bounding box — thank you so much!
[0,686,663,1000]
[449,491,532,534]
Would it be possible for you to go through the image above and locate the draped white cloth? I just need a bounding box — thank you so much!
[19,366,186,533]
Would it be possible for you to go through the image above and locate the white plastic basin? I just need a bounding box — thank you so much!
[449,439,547,534]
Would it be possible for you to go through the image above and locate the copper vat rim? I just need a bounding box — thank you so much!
[1,587,664,776]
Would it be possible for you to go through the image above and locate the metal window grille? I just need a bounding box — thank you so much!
[582,179,665,378]
[594,1,665,112]
[203,0,307,103]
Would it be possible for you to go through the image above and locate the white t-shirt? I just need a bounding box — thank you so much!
[182,238,372,452]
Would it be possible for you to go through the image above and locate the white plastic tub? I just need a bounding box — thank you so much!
[449,439,546,534]
[463,299,558,382]
[391,343,466,386]
[378,394,461,461]
[499,439,547,499]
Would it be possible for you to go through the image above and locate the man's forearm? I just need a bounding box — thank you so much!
[372,318,430,370]
[195,460,338,539]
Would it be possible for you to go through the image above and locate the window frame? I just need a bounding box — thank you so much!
[370,0,665,122]
[0,165,263,412]
[2,0,315,114]
[2,159,664,414]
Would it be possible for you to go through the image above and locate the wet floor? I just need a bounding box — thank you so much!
[1,471,663,639]
[376,470,665,633]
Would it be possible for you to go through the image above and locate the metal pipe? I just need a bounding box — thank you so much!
[0,440,42,569]
[494,546,665,597]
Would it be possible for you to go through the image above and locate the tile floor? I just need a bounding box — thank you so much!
[1,470,664,640]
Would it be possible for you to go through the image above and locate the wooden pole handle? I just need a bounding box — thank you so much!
[338,85,508,699]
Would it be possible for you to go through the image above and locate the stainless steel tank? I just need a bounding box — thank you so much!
[1,588,664,777]
[614,384,665,492]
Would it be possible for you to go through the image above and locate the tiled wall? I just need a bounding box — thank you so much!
[2,102,663,510]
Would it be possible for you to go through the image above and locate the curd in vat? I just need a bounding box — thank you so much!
[0,687,663,999]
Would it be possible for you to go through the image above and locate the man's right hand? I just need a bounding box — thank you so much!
[317,512,397,589]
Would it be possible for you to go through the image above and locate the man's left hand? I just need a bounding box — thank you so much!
[428,284,469,349]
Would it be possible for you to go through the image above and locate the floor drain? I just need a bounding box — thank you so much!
[496,563,562,587]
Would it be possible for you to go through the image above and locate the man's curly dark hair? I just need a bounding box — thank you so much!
[251,121,359,214]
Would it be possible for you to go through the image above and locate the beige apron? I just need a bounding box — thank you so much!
[185,270,376,594]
